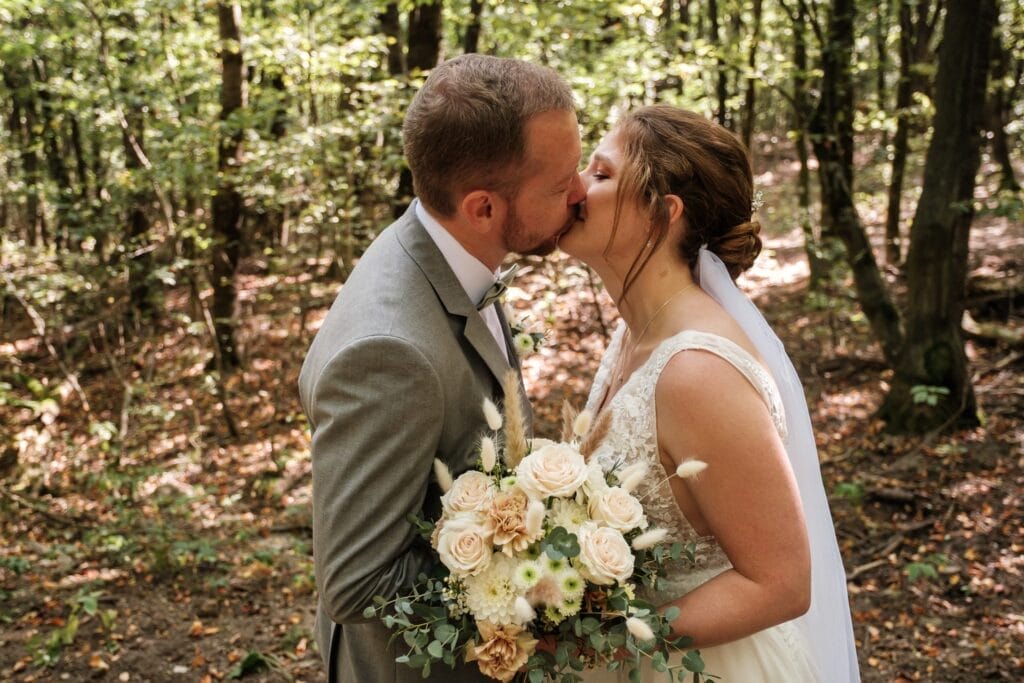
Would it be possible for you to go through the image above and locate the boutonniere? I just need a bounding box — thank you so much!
[508,312,546,357]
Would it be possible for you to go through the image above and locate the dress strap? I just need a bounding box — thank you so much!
[644,329,788,440]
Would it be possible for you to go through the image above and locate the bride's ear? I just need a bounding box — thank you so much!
[665,194,684,224]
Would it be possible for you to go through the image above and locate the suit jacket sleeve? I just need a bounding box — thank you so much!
[307,334,444,624]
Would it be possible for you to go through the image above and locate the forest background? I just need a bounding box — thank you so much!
[1,0,1022,680]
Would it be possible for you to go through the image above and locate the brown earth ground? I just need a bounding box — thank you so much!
[1,151,1022,682]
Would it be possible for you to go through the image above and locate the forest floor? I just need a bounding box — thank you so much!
[1,154,1022,682]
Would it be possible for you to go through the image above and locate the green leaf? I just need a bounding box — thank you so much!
[681,650,705,672]
[227,651,269,679]
[426,639,444,659]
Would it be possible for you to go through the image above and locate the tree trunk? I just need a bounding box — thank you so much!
[884,0,942,266]
[464,0,484,54]
[788,0,828,289]
[881,0,997,432]
[811,0,904,365]
[123,106,155,325]
[32,57,74,250]
[379,3,405,75]
[708,0,728,128]
[987,35,1020,192]
[741,0,762,149]
[3,64,44,245]
[407,1,443,72]
[210,2,246,372]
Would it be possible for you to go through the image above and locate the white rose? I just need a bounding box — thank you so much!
[442,470,494,514]
[579,460,610,504]
[436,515,493,578]
[576,522,634,585]
[516,444,588,499]
[588,486,647,532]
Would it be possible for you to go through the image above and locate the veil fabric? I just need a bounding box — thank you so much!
[696,247,861,682]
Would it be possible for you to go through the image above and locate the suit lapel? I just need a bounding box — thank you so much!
[395,205,512,387]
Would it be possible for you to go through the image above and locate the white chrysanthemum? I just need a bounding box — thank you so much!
[544,604,567,625]
[548,498,589,535]
[513,559,542,590]
[559,594,583,618]
[557,567,584,600]
[513,332,536,356]
[544,556,567,574]
[464,553,519,624]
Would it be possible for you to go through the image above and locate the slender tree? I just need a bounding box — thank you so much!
[881,0,998,431]
[210,2,246,371]
[810,0,904,364]
[407,1,443,72]
[987,34,1020,192]
[464,0,484,54]
[379,3,404,76]
[884,0,941,266]
[741,0,764,151]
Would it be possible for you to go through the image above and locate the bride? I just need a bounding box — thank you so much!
[558,105,860,681]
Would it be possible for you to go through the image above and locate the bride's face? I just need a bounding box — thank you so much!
[559,129,648,270]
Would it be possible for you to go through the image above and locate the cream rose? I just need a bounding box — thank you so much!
[441,470,494,515]
[580,459,610,502]
[436,515,493,578]
[516,443,588,499]
[588,486,647,532]
[576,521,634,585]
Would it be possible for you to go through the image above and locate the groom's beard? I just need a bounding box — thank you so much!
[503,203,577,258]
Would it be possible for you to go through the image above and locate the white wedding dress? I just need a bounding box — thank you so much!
[581,323,820,682]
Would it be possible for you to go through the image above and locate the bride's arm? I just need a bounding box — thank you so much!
[654,351,811,648]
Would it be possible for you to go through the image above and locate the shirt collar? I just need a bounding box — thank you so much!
[415,199,498,305]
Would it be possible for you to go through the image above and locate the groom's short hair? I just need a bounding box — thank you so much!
[402,54,575,217]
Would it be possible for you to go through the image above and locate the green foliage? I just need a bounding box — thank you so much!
[911,385,951,407]
[834,481,865,506]
[27,587,116,667]
[905,553,947,583]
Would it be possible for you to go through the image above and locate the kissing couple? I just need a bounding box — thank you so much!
[298,54,860,683]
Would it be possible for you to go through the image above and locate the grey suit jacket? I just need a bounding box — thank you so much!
[298,205,529,683]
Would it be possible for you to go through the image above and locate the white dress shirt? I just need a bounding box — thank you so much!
[415,200,509,361]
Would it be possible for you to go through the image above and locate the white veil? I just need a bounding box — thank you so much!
[696,247,861,682]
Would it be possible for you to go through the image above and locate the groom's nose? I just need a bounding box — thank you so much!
[567,173,586,206]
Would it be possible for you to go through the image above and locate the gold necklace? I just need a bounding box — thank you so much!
[611,282,698,387]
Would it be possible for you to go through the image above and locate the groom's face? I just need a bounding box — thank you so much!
[501,109,585,257]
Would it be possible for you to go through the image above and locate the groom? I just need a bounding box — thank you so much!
[298,54,585,683]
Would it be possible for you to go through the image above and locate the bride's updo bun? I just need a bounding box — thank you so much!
[613,105,761,287]
[707,220,762,280]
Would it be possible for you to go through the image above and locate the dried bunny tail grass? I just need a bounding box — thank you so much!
[501,369,528,469]
[433,458,453,493]
[560,400,579,443]
[578,409,612,461]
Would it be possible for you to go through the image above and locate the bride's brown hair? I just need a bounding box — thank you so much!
[606,105,761,292]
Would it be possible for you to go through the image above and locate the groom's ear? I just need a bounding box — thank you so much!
[461,190,506,234]
[665,194,684,224]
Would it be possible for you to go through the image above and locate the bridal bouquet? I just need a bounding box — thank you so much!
[366,371,710,682]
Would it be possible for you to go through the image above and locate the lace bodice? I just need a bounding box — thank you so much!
[585,322,788,605]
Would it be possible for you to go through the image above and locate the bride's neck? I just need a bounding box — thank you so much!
[603,253,696,338]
